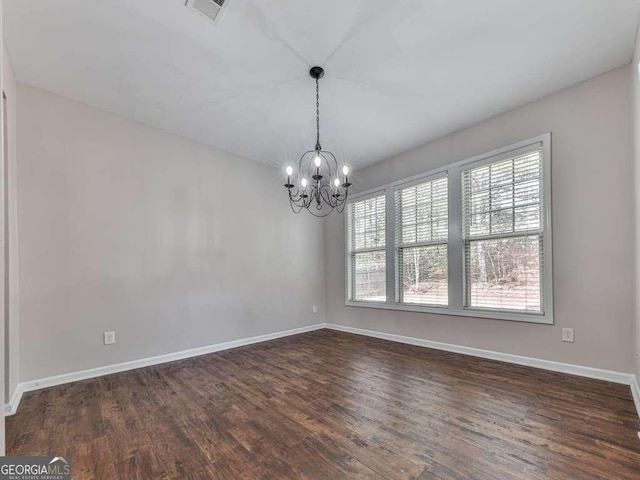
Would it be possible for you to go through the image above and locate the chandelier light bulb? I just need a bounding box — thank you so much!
[334,178,340,188]
[301,178,308,188]
[314,155,322,167]
[342,166,349,176]
[286,166,293,176]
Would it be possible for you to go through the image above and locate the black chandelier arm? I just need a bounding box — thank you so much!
[288,187,307,213]
[294,193,311,209]
[286,179,350,206]
[287,182,315,201]
[286,185,349,216]
[321,150,339,176]
[287,186,302,202]
[288,195,305,207]
[306,184,320,209]
[336,189,349,213]
[286,185,300,197]
[334,192,349,212]
[295,149,339,186]
[297,149,316,173]
[305,203,337,218]
[288,187,312,210]
[318,183,336,207]
[288,197,304,214]
[329,185,348,211]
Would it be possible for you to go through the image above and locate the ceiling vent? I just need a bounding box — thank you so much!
[185,0,228,24]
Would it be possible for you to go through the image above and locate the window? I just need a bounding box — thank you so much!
[396,176,448,306]
[347,193,386,302]
[463,150,543,313]
[345,134,552,324]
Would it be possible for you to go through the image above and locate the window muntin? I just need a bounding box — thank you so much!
[347,194,386,302]
[395,177,448,306]
[463,149,544,313]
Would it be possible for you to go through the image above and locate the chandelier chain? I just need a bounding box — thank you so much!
[316,78,320,149]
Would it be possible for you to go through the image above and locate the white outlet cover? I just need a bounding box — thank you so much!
[312,305,318,313]
[561,328,574,343]
[104,331,116,345]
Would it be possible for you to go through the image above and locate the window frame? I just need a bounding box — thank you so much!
[344,133,553,324]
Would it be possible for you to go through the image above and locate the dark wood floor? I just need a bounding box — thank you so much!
[7,330,640,479]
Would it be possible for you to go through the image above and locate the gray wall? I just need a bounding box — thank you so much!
[633,29,640,381]
[16,83,326,382]
[3,39,18,405]
[0,3,7,454]
[325,65,635,373]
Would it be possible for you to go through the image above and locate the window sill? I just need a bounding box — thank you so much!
[344,300,553,325]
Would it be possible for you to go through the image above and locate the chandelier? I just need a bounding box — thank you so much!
[284,66,351,216]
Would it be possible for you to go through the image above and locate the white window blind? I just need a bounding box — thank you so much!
[395,177,448,306]
[347,194,386,302]
[462,147,544,313]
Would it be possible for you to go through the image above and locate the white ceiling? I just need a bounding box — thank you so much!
[5,0,640,169]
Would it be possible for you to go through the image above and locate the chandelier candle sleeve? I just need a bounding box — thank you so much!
[283,66,351,217]
[284,166,294,189]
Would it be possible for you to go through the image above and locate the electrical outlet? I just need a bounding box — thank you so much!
[561,328,574,343]
[104,331,116,345]
[312,305,318,313]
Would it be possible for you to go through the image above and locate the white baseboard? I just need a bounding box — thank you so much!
[5,383,24,416]
[5,323,325,416]
[325,324,639,401]
[631,375,640,420]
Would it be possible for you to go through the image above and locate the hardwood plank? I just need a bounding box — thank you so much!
[7,330,640,479]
